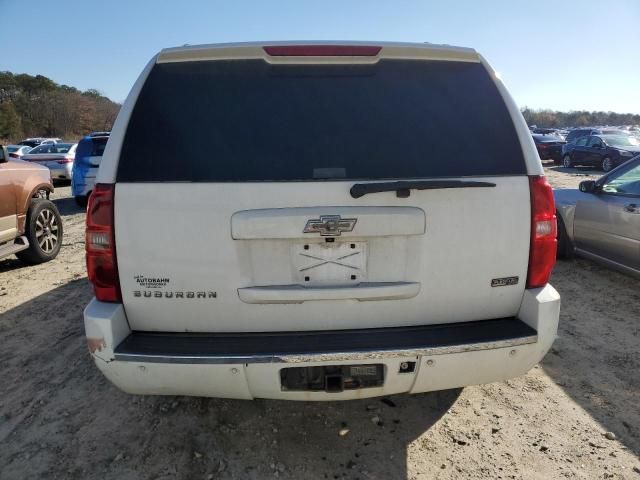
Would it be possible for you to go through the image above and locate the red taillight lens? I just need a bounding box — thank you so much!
[86,184,121,302]
[57,157,73,164]
[9,152,19,158]
[263,45,381,56]
[527,176,557,288]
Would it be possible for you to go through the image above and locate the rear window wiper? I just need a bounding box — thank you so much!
[350,180,497,198]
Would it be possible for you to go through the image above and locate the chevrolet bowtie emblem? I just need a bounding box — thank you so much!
[303,215,357,236]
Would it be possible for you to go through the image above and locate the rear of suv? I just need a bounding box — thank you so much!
[83,42,560,401]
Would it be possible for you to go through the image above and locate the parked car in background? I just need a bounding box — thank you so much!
[561,135,640,171]
[21,143,78,181]
[532,128,565,140]
[533,128,558,135]
[6,145,32,160]
[83,41,560,401]
[0,145,63,263]
[532,134,566,163]
[18,137,63,148]
[555,156,640,278]
[564,128,601,144]
[72,132,110,206]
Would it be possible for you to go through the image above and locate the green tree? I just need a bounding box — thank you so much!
[0,101,22,139]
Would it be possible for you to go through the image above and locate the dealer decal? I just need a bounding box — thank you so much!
[134,274,170,289]
[133,274,216,299]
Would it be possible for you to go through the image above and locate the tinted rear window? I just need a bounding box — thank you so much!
[118,59,526,182]
[77,137,108,157]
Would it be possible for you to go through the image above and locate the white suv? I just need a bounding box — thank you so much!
[83,42,560,401]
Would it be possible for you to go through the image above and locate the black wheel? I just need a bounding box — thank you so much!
[556,214,574,260]
[601,157,614,172]
[16,199,63,264]
[562,155,572,168]
[75,195,88,207]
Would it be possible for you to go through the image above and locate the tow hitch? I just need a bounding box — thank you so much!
[280,364,384,392]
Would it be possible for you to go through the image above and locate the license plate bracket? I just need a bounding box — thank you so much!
[280,364,384,392]
[292,241,367,285]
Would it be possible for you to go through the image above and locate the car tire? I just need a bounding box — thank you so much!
[556,214,574,260]
[75,195,88,207]
[601,157,613,172]
[15,199,64,264]
[562,155,572,168]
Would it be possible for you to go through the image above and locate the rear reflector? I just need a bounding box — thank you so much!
[86,184,121,302]
[526,176,557,288]
[263,45,381,57]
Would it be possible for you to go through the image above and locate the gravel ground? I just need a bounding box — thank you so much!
[1,168,639,480]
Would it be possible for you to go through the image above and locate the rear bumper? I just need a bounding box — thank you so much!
[84,285,560,400]
[48,165,72,180]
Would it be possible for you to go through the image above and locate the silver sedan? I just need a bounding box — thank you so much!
[20,143,77,181]
[555,156,640,278]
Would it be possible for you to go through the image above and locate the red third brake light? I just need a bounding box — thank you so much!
[263,45,381,57]
[527,176,557,288]
[86,184,121,302]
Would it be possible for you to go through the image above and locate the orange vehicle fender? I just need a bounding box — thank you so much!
[17,180,53,233]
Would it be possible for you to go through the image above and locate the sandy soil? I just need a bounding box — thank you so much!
[1,170,639,480]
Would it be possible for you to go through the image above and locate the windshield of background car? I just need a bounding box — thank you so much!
[53,144,73,153]
[604,135,640,147]
[27,145,49,154]
[119,59,526,181]
[602,160,640,195]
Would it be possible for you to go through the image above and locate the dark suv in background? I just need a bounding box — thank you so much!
[562,135,640,171]
[565,128,601,144]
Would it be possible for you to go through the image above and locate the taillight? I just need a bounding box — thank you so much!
[263,45,381,56]
[86,184,121,302]
[527,176,557,288]
[57,157,73,164]
[9,152,19,158]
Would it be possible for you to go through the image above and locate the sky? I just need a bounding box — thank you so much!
[1,0,639,113]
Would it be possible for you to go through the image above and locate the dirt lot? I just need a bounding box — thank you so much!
[1,167,639,480]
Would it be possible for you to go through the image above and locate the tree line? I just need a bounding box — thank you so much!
[521,107,640,128]
[2,71,639,142]
[0,71,120,143]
